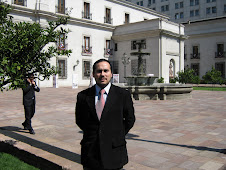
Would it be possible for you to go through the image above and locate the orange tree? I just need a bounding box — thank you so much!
[0,3,72,91]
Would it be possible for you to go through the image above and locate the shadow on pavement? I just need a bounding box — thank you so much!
[0,126,81,164]
[126,133,226,154]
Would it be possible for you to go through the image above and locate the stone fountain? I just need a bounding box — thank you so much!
[126,41,157,86]
[122,41,193,100]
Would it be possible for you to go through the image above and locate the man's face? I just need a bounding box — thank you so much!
[93,61,112,88]
[29,76,34,81]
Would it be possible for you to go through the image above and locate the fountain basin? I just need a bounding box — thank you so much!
[126,76,158,86]
[122,83,193,100]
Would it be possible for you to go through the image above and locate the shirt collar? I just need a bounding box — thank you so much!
[95,83,111,95]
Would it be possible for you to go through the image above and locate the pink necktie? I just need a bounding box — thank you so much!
[96,89,105,120]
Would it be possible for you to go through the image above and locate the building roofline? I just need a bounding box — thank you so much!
[182,16,226,25]
[106,0,170,20]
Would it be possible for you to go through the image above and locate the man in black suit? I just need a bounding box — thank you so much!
[22,73,40,134]
[76,59,135,170]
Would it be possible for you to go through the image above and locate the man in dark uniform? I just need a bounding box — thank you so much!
[76,59,135,170]
[22,73,40,134]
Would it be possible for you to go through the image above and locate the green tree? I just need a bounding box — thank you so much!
[202,67,223,84]
[0,3,72,91]
[175,68,200,84]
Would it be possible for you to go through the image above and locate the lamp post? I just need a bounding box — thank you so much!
[121,53,130,83]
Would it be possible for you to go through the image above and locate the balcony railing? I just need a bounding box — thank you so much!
[104,17,113,24]
[190,53,200,59]
[104,48,113,56]
[58,43,68,51]
[82,11,92,20]
[215,52,226,58]
[82,46,92,55]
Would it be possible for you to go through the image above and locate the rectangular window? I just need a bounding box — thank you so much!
[58,59,67,78]
[131,41,137,50]
[112,61,119,74]
[193,46,199,55]
[206,0,211,3]
[58,0,65,14]
[224,5,226,13]
[180,2,184,8]
[212,0,216,2]
[216,44,224,57]
[14,0,24,6]
[105,40,111,55]
[140,1,143,6]
[190,0,194,6]
[83,60,91,79]
[190,10,194,17]
[166,5,169,11]
[153,0,155,3]
[215,63,225,78]
[137,2,139,5]
[125,13,130,24]
[114,43,118,51]
[161,5,169,12]
[83,2,92,19]
[212,6,217,13]
[191,46,200,59]
[82,36,92,54]
[191,64,199,76]
[175,3,179,9]
[105,8,112,24]
[180,12,184,18]
[195,0,199,5]
[58,34,65,51]
[175,13,179,19]
[206,7,211,14]
[141,39,146,49]
[195,9,199,16]
[148,0,151,5]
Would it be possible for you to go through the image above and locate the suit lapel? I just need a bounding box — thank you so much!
[100,85,117,121]
[86,86,99,121]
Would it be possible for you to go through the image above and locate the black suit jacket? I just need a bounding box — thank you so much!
[22,81,40,106]
[76,84,135,169]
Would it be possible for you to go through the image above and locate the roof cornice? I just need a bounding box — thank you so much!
[10,4,115,31]
[106,0,169,20]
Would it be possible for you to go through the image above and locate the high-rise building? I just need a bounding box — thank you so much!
[130,0,226,79]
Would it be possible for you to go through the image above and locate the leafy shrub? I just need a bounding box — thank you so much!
[157,77,164,83]
[202,67,223,84]
[175,68,200,84]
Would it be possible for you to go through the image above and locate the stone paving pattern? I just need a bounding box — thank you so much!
[0,87,226,170]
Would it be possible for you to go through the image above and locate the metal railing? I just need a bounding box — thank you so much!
[190,53,200,59]
[215,52,226,58]
[104,17,113,24]
[82,46,92,54]
[82,11,92,20]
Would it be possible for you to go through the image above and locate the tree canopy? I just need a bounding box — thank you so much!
[0,2,72,91]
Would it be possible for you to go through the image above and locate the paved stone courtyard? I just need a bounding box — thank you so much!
[0,87,226,170]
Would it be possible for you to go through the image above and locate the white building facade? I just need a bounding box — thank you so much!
[3,0,185,87]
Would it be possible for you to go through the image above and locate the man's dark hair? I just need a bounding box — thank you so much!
[93,59,112,73]
[27,73,34,78]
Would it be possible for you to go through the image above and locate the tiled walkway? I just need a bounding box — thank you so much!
[0,87,226,170]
